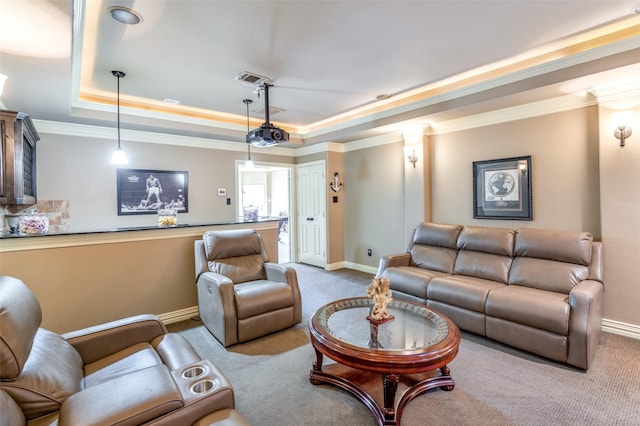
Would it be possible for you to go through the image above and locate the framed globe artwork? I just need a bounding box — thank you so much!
[473,155,532,220]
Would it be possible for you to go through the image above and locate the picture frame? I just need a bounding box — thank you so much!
[473,155,532,220]
[117,168,188,215]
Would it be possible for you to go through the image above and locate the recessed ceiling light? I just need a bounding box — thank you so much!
[109,6,142,25]
[376,94,392,100]
[634,3,640,14]
[163,98,180,105]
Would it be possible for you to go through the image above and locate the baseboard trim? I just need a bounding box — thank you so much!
[341,261,378,275]
[325,261,346,271]
[158,306,199,325]
[602,318,640,340]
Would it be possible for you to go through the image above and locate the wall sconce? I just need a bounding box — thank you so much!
[330,172,342,192]
[404,147,418,168]
[614,125,632,147]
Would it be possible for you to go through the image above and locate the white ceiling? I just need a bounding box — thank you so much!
[1,0,640,147]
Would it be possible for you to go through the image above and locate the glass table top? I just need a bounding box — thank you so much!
[314,298,450,351]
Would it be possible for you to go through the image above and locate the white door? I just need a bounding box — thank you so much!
[296,161,326,268]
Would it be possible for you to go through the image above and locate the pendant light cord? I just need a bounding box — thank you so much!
[117,74,121,149]
[243,98,253,160]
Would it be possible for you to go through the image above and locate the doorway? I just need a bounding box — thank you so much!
[237,162,293,263]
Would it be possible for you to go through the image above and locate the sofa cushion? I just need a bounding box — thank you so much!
[0,329,84,420]
[203,229,264,260]
[485,285,570,335]
[234,280,294,319]
[410,246,458,274]
[428,275,505,312]
[453,251,513,284]
[409,223,461,274]
[203,230,268,283]
[514,228,592,265]
[207,254,266,284]
[383,266,447,299]
[83,342,163,388]
[0,389,26,426]
[58,365,183,426]
[456,226,515,256]
[508,257,589,293]
[0,276,42,381]
[411,222,462,248]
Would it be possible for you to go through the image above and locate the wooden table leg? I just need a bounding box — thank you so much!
[309,347,324,385]
[383,373,400,423]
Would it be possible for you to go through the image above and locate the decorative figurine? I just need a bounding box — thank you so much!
[366,276,394,324]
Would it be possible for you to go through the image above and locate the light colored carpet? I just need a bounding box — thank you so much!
[169,264,640,425]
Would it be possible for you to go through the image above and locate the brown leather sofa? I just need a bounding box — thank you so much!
[377,222,604,370]
[194,229,302,347]
[0,275,249,425]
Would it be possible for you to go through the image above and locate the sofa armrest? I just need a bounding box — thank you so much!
[265,263,302,324]
[194,240,209,282]
[62,314,168,365]
[196,272,237,346]
[377,253,411,276]
[58,365,183,426]
[264,262,287,282]
[568,279,604,369]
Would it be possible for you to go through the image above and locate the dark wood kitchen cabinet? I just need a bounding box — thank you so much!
[1,110,40,205]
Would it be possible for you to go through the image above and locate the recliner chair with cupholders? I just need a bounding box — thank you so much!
[0,275,250,425]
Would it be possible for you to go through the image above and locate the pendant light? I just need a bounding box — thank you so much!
[111,70,128,164]
[243,98,254,169]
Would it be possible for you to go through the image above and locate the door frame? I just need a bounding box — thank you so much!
[235,160,295,263]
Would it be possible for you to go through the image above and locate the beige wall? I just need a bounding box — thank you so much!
[36,133,294,232]
[343,141,406,267]
[598,105,640,326]
[431,106,601,235]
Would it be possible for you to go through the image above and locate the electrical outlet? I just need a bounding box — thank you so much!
[367,249,372,256]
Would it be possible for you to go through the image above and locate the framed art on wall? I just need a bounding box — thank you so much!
[473,155,532,220]
[117,168,188,215]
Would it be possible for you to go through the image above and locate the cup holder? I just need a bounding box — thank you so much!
[181,366,206,379]
[189,379,216,394]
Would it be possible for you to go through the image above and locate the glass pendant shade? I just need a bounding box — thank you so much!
[112,146,128,164]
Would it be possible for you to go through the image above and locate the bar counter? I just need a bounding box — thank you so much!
[0,218,281,334]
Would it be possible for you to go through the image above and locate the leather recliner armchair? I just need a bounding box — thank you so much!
[0,275,246,425]
[194,229,302,347]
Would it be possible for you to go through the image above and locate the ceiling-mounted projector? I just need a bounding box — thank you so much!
[246,83,289,147]
[247,123,289,146]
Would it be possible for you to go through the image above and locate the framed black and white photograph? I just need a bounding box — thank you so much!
[117,168,188,215]
[473,155,532,220]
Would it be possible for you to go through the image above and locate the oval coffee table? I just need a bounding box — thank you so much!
[309,297,461,425]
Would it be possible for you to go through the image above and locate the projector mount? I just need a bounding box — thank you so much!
[246,83,289,147]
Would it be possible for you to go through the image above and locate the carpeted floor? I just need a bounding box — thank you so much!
[169,263,640,425]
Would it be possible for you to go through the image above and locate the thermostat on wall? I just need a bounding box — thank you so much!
[217,188,227,196]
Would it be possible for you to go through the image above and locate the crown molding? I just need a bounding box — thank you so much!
[429,94,596,135]
[32,119,295,155]
[342,132,403,153]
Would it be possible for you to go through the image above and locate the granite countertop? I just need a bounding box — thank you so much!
[0,217,284,239]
